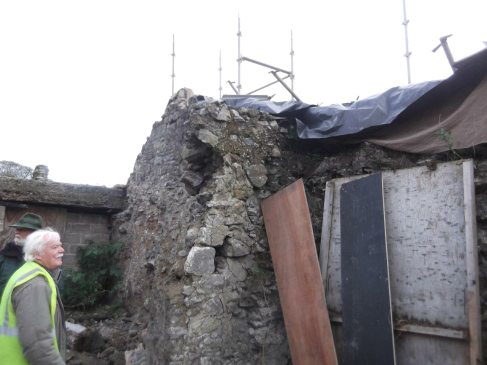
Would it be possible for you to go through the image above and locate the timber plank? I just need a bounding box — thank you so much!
[340,173,396,365]
[0,206,67,249]
[262,179,338,365]
[320,160,481,364]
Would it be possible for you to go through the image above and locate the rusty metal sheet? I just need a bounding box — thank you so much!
[262,179,338,365]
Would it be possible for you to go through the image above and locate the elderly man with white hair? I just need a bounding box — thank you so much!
[0,228,67,365]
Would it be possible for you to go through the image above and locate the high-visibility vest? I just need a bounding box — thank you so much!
[0,261,59,365]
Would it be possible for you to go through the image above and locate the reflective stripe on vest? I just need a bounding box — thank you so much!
[0,262,58,364]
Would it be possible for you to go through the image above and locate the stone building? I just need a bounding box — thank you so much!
[0,177,125,268]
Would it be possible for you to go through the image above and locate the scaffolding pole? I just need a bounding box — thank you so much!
[290,30,295,95]
[248,75,290,95]
[227,81,239,94]
[432,35,456,72]
[171,34,176,96]
[241,56,292,74]
[219,51,222,99]
[237,14,242,94]
[402,0,412,84]
[270,71,302,101]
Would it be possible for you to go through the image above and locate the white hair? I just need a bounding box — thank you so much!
[23,228,60,262]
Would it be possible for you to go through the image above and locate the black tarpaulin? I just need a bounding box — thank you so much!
[223,80,441,139]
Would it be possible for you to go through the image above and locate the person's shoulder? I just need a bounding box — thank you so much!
[15,274,50,293]
[12,274,50,302]
[0,241,15,254]
[24,274,50,286]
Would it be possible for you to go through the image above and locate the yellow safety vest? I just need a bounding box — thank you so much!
[0,261,59,365]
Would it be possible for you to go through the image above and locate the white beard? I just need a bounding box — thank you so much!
[14,234,26,247]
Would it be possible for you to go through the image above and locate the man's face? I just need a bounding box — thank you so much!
[14,228,34,247]
[34,238,64,270]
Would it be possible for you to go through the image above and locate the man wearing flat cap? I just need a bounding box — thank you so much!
[0,213,43,295]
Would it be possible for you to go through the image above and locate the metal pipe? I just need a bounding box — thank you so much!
[237,15,242,94]
[219,51,222,99]
[171,34,175,96]
[270,71,302,101]
[227,81,239,94]
[290,30,295,94]
[432,34,455,72]
[402,0,412,84]
[247,75,290,95]
[241,56,292,75]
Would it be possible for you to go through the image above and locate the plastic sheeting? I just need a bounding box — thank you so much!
[223,80,441,139]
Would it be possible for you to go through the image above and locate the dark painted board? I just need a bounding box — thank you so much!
[340,173,396,365]
[261,179,338,365]
[0,206,68,249]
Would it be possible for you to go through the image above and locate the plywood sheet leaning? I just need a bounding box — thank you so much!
[320,160,481,365]
[262,179,338,365]
[340,174,396,364]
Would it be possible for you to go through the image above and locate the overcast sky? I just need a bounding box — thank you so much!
[0,0,485,187]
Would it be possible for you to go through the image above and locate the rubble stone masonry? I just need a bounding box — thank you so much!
[112,88,487,364]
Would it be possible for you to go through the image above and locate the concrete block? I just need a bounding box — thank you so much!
[69,243,87,254]
[68,223,92,234]
[66,213,82,224]
[79,213,102,225]
[61,254,77,269]
[63,232,81,245]
[91,224,109,234]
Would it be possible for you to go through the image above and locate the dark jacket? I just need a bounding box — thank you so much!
[0,241,24,295]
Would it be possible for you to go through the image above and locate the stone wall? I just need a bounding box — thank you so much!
[63,212,111,268]
[113,88,487,364]
[112,89,296,364]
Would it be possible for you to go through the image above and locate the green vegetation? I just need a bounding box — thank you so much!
[62,241,124,309]
[437,127,462,160]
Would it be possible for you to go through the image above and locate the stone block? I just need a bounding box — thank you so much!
[227,258,248,282]
[184,247,216,276]
[245,164,268,188]
[197,129,219,147]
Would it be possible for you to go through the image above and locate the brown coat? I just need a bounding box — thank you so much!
[12,274,66,365]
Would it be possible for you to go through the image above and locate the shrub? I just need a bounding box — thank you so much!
[62,241,124,309]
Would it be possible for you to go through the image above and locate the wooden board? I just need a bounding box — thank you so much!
[262,179,338,365]
[0,206,67,249]
[0,206,5,232]
[340,174,396,364]
[320,160,481,365]
[331,321,469,365]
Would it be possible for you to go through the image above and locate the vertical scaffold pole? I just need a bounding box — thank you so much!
[402,0,412,84]
[290,30,295,100]
[219,51,222,99]
[171,34,176,95]
[237,14,242,94]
